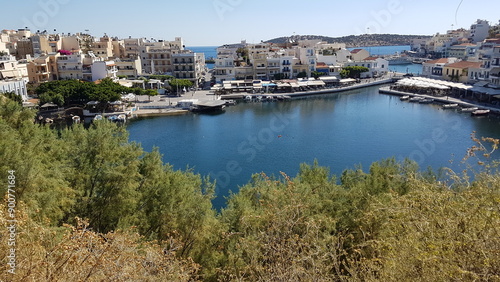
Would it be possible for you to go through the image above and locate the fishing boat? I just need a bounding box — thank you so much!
[400,95,410,101]
[442,103,459,109]
[419,98,434,104]
[471,109,490,116]
[409,97,424,102]
[460,107,478,112]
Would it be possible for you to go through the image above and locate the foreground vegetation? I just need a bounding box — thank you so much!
[1,95,499,281]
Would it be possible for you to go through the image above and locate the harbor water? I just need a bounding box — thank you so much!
[127,85,500,209]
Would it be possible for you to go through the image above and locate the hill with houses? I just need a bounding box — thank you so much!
[266,34,432,47]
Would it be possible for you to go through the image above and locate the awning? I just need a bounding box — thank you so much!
[339,78,356,83]
[470,86,500,95]
[319,76,339,82]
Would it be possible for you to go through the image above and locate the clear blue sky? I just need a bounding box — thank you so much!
[1,0,499,46]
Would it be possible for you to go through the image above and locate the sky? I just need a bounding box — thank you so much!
[1,0,499,46]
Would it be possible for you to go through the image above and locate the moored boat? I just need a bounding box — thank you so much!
[419,98,434,104]
[409,97,424,102]
[460,107,478,112]
[471,109,490,116]
[442,103,459,109]
[400,95,410,101]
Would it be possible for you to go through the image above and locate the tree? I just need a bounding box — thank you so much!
[1,91,22,105]
[144,89,158,101]
[311,71,325,79]
[340,66,369,78]
[296,71,307,78]
[273,73,286,80]
[168,79,193,94]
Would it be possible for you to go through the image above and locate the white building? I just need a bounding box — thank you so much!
[344,57,388,78]
[469,19,490,43]
[0,78,28,101]
[91,60,118,82]
[422,58,458,79]
[0,55,28,80]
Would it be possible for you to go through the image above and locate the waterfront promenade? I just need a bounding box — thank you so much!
[131,75,400,118]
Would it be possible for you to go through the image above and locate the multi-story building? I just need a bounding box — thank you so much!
[0,79,28,101]
[91,60,117,81]
[115,58,142,78]
[448,43,477,61]
[172,52,205,87]
[27,54,58,84]
[344,57,388,78]
[442,61,482,83]
[139,38,184,74]
[422,58,458,79]
[469,19,490,43]
[16,38,33,59]
[123,37,144,59]
[30,34,52,57]
[91,36,113,59]
[56,51,86,80]
[486,46,500,87]
[0,54,28,80]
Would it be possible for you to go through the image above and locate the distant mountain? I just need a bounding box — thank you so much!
[265,34,432,47]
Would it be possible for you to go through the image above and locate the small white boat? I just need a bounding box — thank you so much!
[442,103,459,109]
[72,115,80,124]
[225,100,236,105]
[244,95,252,101]
[419,98,434,104]
[400,95,410,101]
[471,109,490,116]
[93,114,103,121]
[461,107,478,112]
[409,97,424,102]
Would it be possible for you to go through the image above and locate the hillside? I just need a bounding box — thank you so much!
[266,34,432,47]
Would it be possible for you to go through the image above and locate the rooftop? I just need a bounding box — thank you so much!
[445,61,482,69]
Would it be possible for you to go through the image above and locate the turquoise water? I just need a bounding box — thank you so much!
[127,86,500,209]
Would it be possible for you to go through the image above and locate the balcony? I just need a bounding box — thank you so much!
[58,67,80,71]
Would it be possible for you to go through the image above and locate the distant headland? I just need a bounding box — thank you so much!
[265,34,432,47]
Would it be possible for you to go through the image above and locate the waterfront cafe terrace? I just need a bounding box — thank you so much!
[211,78,348,94]
[391,77,500,105]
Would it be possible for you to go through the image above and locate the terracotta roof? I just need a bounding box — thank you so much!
[363,56,378,61]
[350,49,364,54]
[484,38,500,44]
[316,62,327,67]
[457,43,476,46]
[424,58,449,64]
[445,61,482,69]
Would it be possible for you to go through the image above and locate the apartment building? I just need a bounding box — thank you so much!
[92,60,118,81]
[0,55,28,80]
[27,54,59,84]
[115,58,142,78]
[172,52,205,87]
